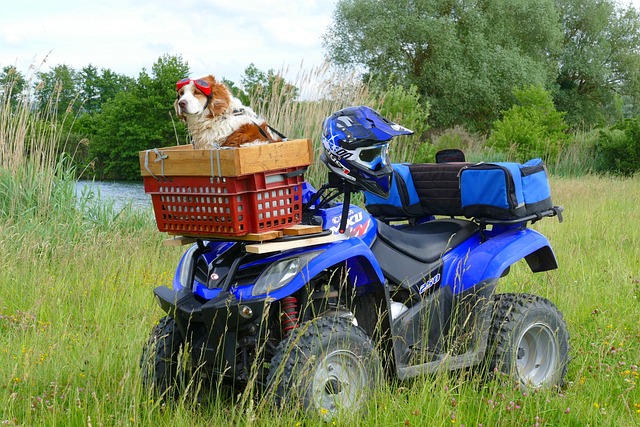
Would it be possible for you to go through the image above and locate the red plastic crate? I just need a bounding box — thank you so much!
[143,168,304,237]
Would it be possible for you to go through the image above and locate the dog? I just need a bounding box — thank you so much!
[174,75,283,149]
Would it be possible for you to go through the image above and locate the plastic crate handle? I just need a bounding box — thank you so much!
[264,168,306,186]
[282,168,306,178]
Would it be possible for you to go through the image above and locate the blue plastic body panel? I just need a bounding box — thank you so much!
[172,183,557,303]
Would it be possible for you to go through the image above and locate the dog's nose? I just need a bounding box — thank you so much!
[178,100,187,109]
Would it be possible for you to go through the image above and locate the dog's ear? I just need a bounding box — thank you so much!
[201,75,217,87]
[174,98,185,121]
[205,76,231,118]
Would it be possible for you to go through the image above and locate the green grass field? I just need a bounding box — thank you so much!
[1,175,639,426]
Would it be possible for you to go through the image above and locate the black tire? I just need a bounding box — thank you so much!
[351,292,380,338]
[267,317,382,419]
[140,316,189,397]
[487,293,569,388]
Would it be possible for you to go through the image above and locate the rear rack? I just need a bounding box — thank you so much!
[473,206,564,226]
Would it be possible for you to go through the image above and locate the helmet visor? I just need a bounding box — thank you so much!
[356,144,389,171]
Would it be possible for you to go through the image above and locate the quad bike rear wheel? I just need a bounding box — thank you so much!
[140,316,190,397]
[487,293,569,388]
[268,317,382,419]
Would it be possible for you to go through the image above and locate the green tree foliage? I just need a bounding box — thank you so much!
[594,118,640,176]
[324,0,562,130]
[78,65,135,114]
[371,79,430,136]
[369,78,430,161]
[36,64,79,115]
[324,0,640,132]
[554,0,640,127]
[239,63,299,112]
[487,85,569,163]
[0,66,27,108]
[86,54,189,180]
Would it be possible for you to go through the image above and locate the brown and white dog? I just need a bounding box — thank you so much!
[174,75,283,149]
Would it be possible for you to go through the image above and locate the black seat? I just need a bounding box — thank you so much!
[375,219,479,264]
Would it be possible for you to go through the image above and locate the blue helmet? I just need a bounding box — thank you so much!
[321,106,413,197]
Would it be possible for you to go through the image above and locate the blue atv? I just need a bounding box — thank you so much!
[140,106,569,416]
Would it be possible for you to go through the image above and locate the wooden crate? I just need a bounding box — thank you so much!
[139,138,313,178]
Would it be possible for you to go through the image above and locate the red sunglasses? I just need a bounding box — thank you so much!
[176,78,212,96]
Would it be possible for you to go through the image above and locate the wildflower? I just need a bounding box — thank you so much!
[564,407,571,414]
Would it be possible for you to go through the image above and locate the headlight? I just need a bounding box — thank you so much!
[252,250,323,296]
[178,245,199,289]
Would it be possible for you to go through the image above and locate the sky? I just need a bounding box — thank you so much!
[2,0,640,88]
[0,0,338,85]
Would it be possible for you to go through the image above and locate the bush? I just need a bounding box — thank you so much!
[594,118,640,176]
[414,126,483,163]
[487,85,569,163]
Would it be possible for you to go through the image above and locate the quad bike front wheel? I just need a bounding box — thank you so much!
[487,293,569,388]
[140,316,190,397]
[267,317,382,419]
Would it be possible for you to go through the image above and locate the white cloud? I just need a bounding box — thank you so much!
[0,0,337,83]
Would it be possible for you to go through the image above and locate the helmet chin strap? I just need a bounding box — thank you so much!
[339,182,357,234]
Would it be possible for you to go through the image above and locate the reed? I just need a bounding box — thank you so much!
[0,70,64,220]
[249,63,426,187]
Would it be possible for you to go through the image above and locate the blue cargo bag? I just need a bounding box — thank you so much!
[460,159,552,220]
[364,163,424,218]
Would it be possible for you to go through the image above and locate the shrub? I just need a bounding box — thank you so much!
[594,118,640,176]
[369,80,430,163]
[487,85,569,163]
[414,126,483,163]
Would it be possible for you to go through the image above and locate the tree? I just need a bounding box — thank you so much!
[87,54,190,179]
[324,0,563,131]
[554,0,640,127]
[0,66,27,108]
[76,65,134,114]
[35,64,79,115]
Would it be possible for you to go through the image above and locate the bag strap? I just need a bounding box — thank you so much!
[143,148,168,179]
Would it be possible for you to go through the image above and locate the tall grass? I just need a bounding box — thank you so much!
[250,64,426,187]
[247,64,370,187]
[0,70,66,221]
[2,68,640,426]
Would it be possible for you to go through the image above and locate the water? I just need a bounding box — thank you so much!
[75,180,151,211]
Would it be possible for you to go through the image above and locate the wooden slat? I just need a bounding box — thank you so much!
[245,234,345,254]
[139,139,313,177]
[162,236,197,246]
[282,224,324,236]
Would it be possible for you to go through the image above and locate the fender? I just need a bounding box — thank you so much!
[445,227,557,293]
[234,237,385,301]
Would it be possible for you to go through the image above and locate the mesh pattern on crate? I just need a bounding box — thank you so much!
[144,171,303,236]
